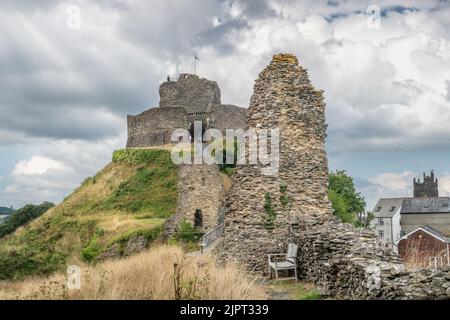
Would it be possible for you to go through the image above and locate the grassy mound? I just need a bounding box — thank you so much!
[0,149,178,280]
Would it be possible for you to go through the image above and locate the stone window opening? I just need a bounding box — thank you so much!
[194,209,203,228]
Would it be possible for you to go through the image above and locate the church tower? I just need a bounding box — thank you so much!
[413,170,438,198]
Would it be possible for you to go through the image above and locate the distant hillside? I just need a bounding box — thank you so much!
[0,149,178,280]
[0,202,54,238]
[0,207,13,215]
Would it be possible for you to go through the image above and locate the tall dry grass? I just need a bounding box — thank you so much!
[0,245,266,300]
[401,239,447,269]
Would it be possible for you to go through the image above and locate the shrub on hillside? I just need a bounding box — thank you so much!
[177,220,203,243]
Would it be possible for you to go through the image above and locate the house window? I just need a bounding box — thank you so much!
[375,206,382,212]
[389,206,396,212]
[378,230,384,238]
[378,218,384,226]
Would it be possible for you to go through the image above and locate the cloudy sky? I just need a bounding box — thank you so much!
[1,0,450,210]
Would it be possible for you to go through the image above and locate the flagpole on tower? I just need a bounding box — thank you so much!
[194,54,199,75]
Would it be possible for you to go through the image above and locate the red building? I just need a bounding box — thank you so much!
[398,225,450,267]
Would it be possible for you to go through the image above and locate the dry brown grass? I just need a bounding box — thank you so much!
[401,240,447,269]
[0,245,266,300]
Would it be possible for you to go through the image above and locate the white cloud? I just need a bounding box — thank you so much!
[361,171,416,210]
[435,173,450,196]
[12,156,71,176]
[4,134,125,206]
[369,171,416,193]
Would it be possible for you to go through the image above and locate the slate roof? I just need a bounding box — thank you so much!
[372,198,404,218]
[401,197,450,214]
[372,197,450,216]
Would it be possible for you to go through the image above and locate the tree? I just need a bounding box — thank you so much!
[328,170,366,226]
[0,202,54,238]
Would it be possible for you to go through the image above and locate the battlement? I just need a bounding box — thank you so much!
[413,170,439,198]
[159,73,221,114]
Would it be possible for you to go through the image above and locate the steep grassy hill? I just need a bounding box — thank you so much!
[0,149,178,280]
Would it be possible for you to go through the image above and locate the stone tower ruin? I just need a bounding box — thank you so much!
[413,171,439,198]
[126,74,248,148]
[215,54,332,272]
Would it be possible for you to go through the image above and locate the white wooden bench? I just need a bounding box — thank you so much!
[268,243,298,282]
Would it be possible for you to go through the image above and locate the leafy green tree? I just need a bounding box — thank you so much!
[328,170,366,225]
[0,202,54,238]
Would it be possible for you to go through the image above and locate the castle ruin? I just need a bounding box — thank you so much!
[126,74,247,234]
[127,74,247,148]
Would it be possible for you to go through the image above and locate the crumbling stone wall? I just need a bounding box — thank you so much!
[291,216,450,299]
[215,53,450,300]
[165,164,225,236]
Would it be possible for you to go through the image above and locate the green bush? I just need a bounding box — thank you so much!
[177,220,203,243]
[0,202,54,238]
[81,236,102,262]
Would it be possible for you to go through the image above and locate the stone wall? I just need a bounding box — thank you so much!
[215,53,332,272]
[165,164,225,235]
[209,104,248,131]
[291,216,450,299]
[127,107,188,148]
